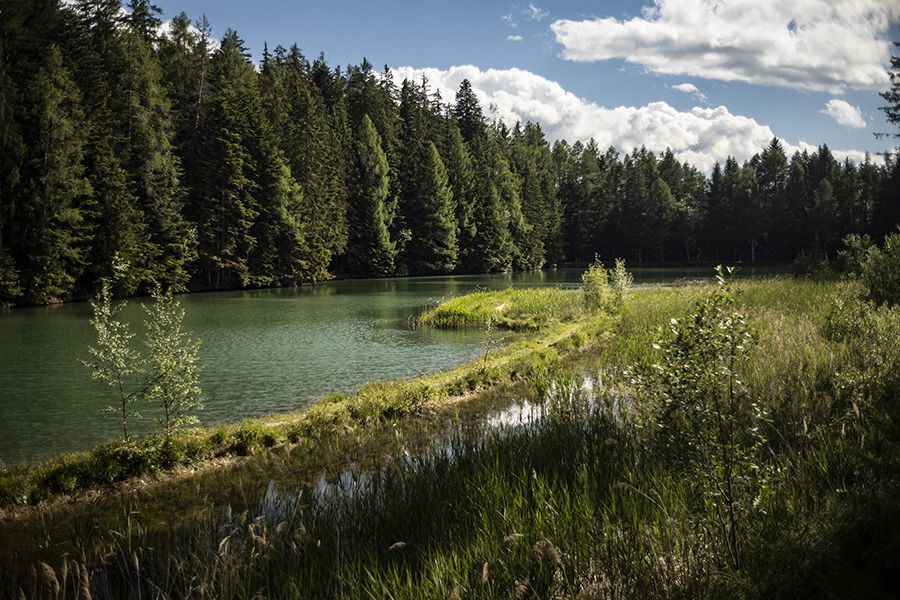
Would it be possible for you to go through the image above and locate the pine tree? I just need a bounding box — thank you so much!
[346,114,395,276]
[189,29,261,288]
[753,138,789,259]
[403,142,457,274]
[444,122,477,270]
[878,32,900,139]
[469,133,514,272]
[119,16,195,290]
[455,79,485,144]
[20,44,93,302]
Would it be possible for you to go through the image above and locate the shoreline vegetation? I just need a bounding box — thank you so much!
[3,238,900,597]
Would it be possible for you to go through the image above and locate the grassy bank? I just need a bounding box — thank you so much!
[4,273,900,598]
[418,286,585,331]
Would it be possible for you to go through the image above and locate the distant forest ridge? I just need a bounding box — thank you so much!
[1,0,898,305]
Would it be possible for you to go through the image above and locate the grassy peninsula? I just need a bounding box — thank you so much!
[3,244,900,598]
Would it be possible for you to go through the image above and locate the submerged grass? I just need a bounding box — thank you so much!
[4,275,900,598]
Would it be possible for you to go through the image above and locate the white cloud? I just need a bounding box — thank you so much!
[527,3,549,22]
[507,35,524,42]
[550,0,900,92]
[821,99,867,128]
[672,83,708,104]
[502,13,518,27]
[392,65,870,172]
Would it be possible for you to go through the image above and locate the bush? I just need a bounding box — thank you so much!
[230,422,267,456]
[638,266,768,569]
[608,258,634,310]
[861,230,900,306]
[837,233,874,276]
[581,256,612,312]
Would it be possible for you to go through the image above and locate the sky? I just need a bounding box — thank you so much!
[148,0,900,172]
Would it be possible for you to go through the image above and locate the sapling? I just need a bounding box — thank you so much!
[143,288,202,456]
[83,272,143,440]
[643,266,768,570]
[84,260,203,450]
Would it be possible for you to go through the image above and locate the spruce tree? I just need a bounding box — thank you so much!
[190,29,261,288]
[405,142,457,274]
[20,44,93,302]
[346,114,395,277]
[444,122,477,271]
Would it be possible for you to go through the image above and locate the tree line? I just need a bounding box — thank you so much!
[1,0,898,305]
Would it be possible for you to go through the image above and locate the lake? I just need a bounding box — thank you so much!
[0,266,772,463]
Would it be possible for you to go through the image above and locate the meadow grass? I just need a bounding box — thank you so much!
[418,286,585,331]
[5,276,900,598]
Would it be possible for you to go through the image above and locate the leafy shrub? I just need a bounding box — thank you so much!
[792,249,831,279]
[638,266,769,569]
[837,233,874,276]
[91,439,163,482]
[230,422,266,456]
[581,256,612,312]
[608,258,633,310]
[861,230,900,306]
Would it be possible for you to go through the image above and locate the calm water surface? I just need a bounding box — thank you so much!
[0,271,579,463]
[0,266,776,463]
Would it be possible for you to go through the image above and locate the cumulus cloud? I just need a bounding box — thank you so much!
[392,65,869,172]
[550,0,900,92]
[508,35,524,42]
[672,83,708,104]
[821,99,866,128]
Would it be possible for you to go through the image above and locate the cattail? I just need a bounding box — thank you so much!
[503,533,524,546]
[60,559,69,598]
[79,563,91,599]
[532,538,562,567]
[40,562,60,598]
[515,578,529,599]
[482,561,489,584]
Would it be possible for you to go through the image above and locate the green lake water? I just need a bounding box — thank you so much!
[0,266,776,463]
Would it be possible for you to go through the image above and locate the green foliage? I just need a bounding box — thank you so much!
[229,421,277,456]
[346,114,395,277]
[824,283,900,477]
[143,289,202,453]
[608,257,633,309]
[82,268,144,440]
[419,287,583,331]
[837,232,874,275]
[84,264,203,449]
[581,255,612,312]
[0,248,23,303]
[861,229,900,306]
[640,266,767,569]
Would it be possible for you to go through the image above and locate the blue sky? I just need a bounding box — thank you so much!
[151,0,900,171]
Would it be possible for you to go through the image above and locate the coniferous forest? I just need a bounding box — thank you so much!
[2,0,899,306]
